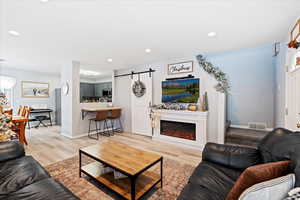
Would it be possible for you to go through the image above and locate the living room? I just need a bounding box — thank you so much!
[1,0,300,200]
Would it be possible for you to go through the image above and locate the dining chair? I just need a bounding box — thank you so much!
[17,105,25,116]
[22,106,31,118]
[4,109,13,115]
[12,106,30,145]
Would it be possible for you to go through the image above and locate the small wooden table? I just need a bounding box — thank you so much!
[12,116,28,145]
[79,141,163,200]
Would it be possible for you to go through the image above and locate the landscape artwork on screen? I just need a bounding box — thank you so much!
[162,78,199,103]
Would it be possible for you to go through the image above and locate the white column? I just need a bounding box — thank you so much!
[217,92,226,144]
[112,70,116,105]
[60,61,80,138]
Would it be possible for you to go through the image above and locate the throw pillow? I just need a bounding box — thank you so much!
[284,187,300,200]
[226,161,290,200]
[239,174,295,200]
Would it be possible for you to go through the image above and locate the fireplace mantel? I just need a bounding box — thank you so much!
[152,109,208,150]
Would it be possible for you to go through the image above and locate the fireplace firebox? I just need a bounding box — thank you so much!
[160,120,196,140]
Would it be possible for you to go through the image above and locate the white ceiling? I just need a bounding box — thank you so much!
[80,68,112,80]
[0,0,300,74]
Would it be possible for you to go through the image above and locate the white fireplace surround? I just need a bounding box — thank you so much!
[152,109,208,150]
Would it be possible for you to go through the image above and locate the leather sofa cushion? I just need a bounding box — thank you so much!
[257,128,300,187]
[178,161,242,200]
[0,141,25,162]
[203,143,261,170]
[177,183,222,200]
[3,178,79,200]
[258,128,300,163]
[226,161,290,200]
[0,156,50,197]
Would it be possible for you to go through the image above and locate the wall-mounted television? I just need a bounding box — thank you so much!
[162,78,199,103]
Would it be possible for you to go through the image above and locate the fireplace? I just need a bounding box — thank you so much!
[160,120,196,140]
[153,109,208,150]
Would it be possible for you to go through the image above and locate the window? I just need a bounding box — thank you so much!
[0,89,12,108]
[0,76,16,108]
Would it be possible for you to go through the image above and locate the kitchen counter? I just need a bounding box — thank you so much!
[81,106,122,119]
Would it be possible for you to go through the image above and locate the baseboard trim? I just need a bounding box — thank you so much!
[230,124,273,132]
[60,132,91,139]
[60,132,73,139]
[60,129,108,139]
[72,132,89,139]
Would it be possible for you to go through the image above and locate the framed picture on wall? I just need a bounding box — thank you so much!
[168,61,193,75]
[21,81,49,98]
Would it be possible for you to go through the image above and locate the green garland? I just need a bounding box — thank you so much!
[196,55,229,93]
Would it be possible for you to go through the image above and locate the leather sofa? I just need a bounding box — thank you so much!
[0,141,79,200]
[178,128,300,200]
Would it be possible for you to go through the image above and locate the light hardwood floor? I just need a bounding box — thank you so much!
[24,126,202,167]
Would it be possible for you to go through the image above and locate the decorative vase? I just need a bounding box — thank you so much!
[297,57,300,66]
[201,92,209,111]
[187,104,198,111]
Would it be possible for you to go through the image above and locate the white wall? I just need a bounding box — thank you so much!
[207,44,276,129]
[115,57,223,143]
[0,66,60,120]
[114,69,133,133]
[0,1,3,59]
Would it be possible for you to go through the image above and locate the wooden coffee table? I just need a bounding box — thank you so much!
[79,141,163,200]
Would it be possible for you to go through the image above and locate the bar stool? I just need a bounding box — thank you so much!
[88,110,110,139]
[108,109,123,135]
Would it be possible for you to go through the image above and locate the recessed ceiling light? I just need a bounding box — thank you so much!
[208,32,216,37]
[145,48,151,53]
[40,0,49,2]
[8,30,20,37]
[107,58,113,63]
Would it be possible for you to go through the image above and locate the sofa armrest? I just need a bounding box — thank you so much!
[0,141,25,162]
[202,142,261,170]
[291,146,300,187]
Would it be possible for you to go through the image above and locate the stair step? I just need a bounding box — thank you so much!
[225,127,269,148]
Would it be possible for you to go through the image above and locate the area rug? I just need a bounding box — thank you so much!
[45,156,195,200]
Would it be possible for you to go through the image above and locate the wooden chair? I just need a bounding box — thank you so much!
[17,105,25,116]
[22,106,31,118]
[108,109,123,135]
[13,106,30,145]
[88,110,110,139]
[4,109,13,115]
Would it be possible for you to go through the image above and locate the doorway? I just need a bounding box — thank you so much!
[131,73,153,136]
